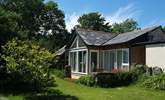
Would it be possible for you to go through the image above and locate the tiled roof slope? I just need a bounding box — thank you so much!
[76,26,161,46]
[76,29,117,46]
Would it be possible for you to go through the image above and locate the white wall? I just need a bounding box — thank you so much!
[146,43,165,71]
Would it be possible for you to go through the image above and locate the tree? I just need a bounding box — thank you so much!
[0,0,69,50]
[1,0,44,38]
[111,19,139,33]
[35,1,69,50]
[2,39,55,88]
[77,12,111,32]
[0,7,27,45]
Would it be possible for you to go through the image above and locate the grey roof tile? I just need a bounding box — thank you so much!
[76,29,117,46]
[76,26,160,46]
[103,26,160,45]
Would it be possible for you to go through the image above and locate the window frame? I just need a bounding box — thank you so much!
[100,48,129,71]
[122,48,129,66]
[69,49,88,74]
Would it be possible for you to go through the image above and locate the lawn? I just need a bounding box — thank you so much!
[0,77,164,100]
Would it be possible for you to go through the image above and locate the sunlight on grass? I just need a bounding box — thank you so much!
[0,77,164,100]
[54,78,165,100]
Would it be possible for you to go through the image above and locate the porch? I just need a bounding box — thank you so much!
[69,48,130,77]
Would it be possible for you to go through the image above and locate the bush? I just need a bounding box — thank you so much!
[95,73,115,87]
[131,64,147,75]
[76,75,95,87]
[95,72,137,88]
[141,74,165,90]
[51,69,65,79]
[1,39,55,89]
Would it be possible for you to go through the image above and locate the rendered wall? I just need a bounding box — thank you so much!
[146,43,165,71]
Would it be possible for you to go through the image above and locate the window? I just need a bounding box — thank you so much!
[104,51,110,71]
[117,50,122,69]
[99,51,104,68]
[101,48,129,71]
[69,50,87,73]
[70,52,77,71]
[78,51,87,73]
[71,36,86,48]
[109,51,115,70]
[122,49,129,65]
[91,52,98,72]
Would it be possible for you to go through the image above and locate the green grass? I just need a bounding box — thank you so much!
[0,77,165,100]
[54,78,165,100]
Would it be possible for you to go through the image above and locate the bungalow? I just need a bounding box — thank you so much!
[57,26,165,79]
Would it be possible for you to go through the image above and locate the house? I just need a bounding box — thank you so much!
[57,26,165,79]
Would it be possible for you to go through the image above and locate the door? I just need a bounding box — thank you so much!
[90,51,98,72]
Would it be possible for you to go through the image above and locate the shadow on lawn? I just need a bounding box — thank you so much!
[24,89,78,100]
[0,84,78,100]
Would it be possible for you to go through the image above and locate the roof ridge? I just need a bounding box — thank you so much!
[102,25,161,45]
[76,28,115,34]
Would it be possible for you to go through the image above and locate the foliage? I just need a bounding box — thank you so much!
[111,19,139,33]
[76,75,95,87]
[1,39,55,89]
[0,7,27,45]
[77,12,111,32]
[35,1,70,50]
[0,0,70,50]
[95,72,137,88]
[141,74,165,90]
[51,69,65,79]
[0,0,43,38]
[131,64,147,75]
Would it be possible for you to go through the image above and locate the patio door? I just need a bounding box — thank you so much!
[90,51,98,72]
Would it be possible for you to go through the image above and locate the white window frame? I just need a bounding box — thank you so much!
[100,48,129,71]
[70,36,86,50]
[90,50,99,72]
[122,48,129,66]
[69,49,88,74]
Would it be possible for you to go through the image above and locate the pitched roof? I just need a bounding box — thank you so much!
[56,45,66,56]
[103,26,160,45]
[76,26,161,46]
[76,29,117,46]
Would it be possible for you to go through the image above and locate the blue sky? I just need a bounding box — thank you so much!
[45,0,165,31]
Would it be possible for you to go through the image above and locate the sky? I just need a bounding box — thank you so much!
[45,0,165,31]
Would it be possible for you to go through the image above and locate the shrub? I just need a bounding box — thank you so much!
[95,73,115,87]
[131,64,147,75]
[95,72,137,88]
[141,74,165,90]
[51,69,65,79]
[115,72,137,86]
[1,39,55,89]
[76,75,95,87]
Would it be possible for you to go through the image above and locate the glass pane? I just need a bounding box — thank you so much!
[110,51,115,71]
[78,51,87,73]
[99,51,104,69]
[91,52,97,72]
[82,51,86,73]
[117,50,122,69]
[123,50,129,64]
[70,52,76,71]
[104,51,110,71]
[78,51,82,72]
